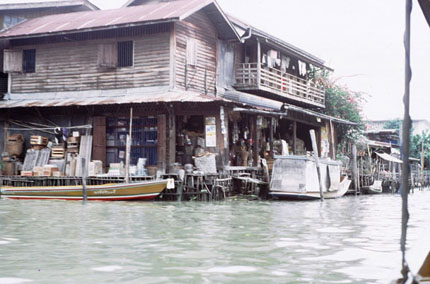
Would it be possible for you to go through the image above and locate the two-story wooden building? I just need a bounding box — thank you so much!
[0,0,99,99]
[0,0,353,178]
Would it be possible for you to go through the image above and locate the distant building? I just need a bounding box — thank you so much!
[364,129,400,147]
[366,119,430,136]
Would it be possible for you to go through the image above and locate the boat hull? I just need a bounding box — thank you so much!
[0,180,168,201]
[270,178,351,200]
[269,155,351,201]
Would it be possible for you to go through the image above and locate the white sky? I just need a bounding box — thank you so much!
[92,0,430,121]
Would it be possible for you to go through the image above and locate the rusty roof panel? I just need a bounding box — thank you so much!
[0,0,212,39]
[0,90,228,109]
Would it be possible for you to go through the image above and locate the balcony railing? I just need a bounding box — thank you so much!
[234,63,325,107]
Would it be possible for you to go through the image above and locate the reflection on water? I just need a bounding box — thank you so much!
[1,192,430,283]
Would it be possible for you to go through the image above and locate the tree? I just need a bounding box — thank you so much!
[410,131,430,169]
[383,119,402,130]
[314,72,366,144]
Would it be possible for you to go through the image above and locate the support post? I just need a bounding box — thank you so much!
[81,157,87,202]
[269,117,274,155]
[252,115,260,167]
[421,140,425,186]
[401,0,412,281]
[81,127,91,202]
[352,144,359,195]
[125,107,133,184]
[330,120,336,159]
[4,121,9,153]
[310,129,324,201]
[256,39,261,88]
[293,121,297,155]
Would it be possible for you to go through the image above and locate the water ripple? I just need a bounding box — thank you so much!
[0,192,429,283]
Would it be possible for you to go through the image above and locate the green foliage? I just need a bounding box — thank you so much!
[410,131,430,168]
[317,75,366,144]
[383,119,402,130]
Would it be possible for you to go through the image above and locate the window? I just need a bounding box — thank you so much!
[117,41,133,67]
[4,15,26,29]
[22,49,36,73]
[106,117,158,166]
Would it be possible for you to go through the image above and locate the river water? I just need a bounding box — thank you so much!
[1,191,430,284]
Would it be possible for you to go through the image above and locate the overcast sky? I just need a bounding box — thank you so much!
[91,0,430,121]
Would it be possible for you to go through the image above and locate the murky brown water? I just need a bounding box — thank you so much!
[1,192,429,283]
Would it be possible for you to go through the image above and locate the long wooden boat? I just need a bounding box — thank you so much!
[269,155,351,201]
[0,179,171,201]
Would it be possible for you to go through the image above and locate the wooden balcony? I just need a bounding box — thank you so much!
[234,63,325,108]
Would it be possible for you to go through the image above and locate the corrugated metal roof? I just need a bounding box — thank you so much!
[0,0,98,11]
[0,90,228,109]
[0,0,213,39]
[375,152,403,164]
[228,15,331,70]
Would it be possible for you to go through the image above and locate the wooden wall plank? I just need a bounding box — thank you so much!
[175,10,218,95]
[11,32,171,93]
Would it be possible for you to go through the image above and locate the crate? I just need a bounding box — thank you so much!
[30,136,48,146]
[51,146,65,159]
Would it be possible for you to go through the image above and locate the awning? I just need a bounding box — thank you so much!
[224,89,357,125]
[366,139,393,148]
[375,152,403,164]
[232,107,287,117]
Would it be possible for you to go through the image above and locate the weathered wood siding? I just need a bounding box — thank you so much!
[175,10,218,95]
[11,32,171,93]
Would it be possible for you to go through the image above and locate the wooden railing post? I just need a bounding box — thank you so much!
[257,39,261,88]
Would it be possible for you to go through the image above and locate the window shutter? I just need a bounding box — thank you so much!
[3,49,22,73]
[98,43,118,68]
[186,38,197,66]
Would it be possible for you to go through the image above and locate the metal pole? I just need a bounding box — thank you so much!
[401,0,412,281]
